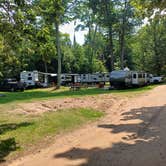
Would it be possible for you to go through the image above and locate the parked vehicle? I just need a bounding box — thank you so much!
[20,71,56,88]
[20,71,40,88]
[0,78,25,92]
[109,70,132,88]
[20,71,110,87]
[110,70,149,88]
[149,74,164,84]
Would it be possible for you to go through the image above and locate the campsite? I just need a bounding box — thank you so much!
[0,0,166,166]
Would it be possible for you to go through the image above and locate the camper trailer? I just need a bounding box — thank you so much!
[20,71,110,88]
[20,71,39,87]
[20,71,57,88]
[110,70,149,88]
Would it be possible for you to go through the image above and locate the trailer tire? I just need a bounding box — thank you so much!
[154,80,159,84]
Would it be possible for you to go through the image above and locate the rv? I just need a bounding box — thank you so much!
[110,70,149,88]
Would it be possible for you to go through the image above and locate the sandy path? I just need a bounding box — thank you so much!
[9,85,166,166]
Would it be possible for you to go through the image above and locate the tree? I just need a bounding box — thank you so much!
[114,0,141,69]
[131,0,166,16]
[90,0,116,71]
[34,0,74,88]
[131,13,166,75]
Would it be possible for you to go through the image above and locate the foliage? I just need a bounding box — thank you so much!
[131,14,166,75]
[0,0,165,79]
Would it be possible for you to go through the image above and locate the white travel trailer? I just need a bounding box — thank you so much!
[20,71,39,87]
[20,71,57,88]
[79,73,110,84]
[131,71,148,86]
[20,71,110,88]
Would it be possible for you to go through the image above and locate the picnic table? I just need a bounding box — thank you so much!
[70,83,81,91]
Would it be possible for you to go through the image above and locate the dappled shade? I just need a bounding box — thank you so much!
[0,122,33,135]
[0,122,33,162]
[0,138,18,163]
[55,105,166,166]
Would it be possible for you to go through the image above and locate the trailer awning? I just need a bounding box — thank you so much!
[50,74,57,77]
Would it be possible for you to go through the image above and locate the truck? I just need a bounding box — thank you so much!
[0,78,25,92]
[149,74,164,83]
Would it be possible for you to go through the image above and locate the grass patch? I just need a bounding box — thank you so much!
[0,108,104,162]
[0,85,157,105]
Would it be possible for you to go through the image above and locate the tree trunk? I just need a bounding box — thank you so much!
[120,0,127,70]
[104,0,114,71]
[44,61,48,73]
[152,20,161,75]
[87,15,93,73]
[119,22,125,70]
[89,24,98,73]
[55,22,61,89]
[108,26,114,71]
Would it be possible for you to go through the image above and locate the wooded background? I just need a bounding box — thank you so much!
[0,0,166,81]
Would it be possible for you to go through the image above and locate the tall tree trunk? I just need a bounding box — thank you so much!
[55,22,61,89]
[73,20,76,47]
[104,0,114,71]
[91,24,98,59]
[89,24,98,73]
[87,16,93,73]
[119,25,125,69]
[44,60,48,73]
[108,26,114,71]
[120,0,127,70]
[44,60,48,85]
[152,20,161,75]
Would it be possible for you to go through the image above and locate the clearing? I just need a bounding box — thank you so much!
[0,85,165,166]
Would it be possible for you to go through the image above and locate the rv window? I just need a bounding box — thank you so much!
[138,74,142,78]
[28,73,31,76]
[111,71,127,78]
[28,77,32,80]
[133,74,137,78]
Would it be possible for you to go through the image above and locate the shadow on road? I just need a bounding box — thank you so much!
[54,105,166,166]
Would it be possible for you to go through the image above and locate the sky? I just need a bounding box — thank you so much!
[60,19,148,45]
[60,21,87,45]
[60,13,162,45]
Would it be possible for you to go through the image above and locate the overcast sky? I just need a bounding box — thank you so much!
[60,21,87,45]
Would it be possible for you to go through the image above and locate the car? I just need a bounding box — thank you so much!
[0,78,25,92]
[149,74,164,84]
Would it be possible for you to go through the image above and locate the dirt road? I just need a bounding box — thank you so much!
[9,85,166,166]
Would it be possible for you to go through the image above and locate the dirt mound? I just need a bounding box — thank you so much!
[14,94,121,115]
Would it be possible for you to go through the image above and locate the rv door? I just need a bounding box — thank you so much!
[132,72,138,85]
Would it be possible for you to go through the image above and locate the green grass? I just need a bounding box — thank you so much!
[0,85,157,105]
[0,108,104,162]
[0,84,159,162]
